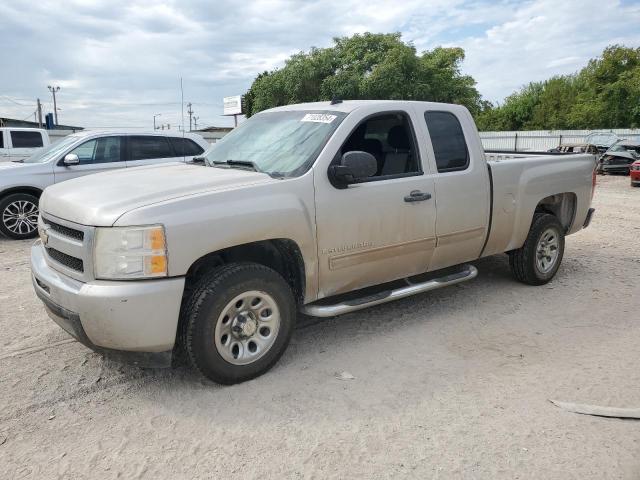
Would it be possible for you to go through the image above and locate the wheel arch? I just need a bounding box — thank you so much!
[533,192,577,233]
[0,186,44,201]
[182,238,306,306]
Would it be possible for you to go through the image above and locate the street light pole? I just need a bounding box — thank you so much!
[153,113,162,130]
[47,85,60,125]
[187,103,193,131]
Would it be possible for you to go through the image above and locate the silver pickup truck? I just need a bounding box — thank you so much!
[31,100,597,384]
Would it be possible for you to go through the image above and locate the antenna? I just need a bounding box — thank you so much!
[330,96,343,105]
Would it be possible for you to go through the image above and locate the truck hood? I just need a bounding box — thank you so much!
[40,163,276,226]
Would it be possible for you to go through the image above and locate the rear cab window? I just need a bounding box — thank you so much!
[10,131,44,148]
[424,111,469,173]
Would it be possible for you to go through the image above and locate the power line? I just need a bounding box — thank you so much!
[0,95,35,106]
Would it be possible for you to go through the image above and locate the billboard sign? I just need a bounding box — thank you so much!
[223,95,243,116]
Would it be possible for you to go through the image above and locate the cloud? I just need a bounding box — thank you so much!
[0,0,638,128]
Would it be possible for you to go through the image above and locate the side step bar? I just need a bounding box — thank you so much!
[302,264,478,318]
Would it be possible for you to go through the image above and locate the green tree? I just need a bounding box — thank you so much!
[244,33,483,116]
[479,45,640,131]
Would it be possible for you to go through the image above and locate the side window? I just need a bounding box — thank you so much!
[69,140,97,164]
[0,132,4,149]
[424,111,469,172]
[129,136,175,161]
[11,131,44,148]
[339,112,420,180]
[169,137,205,156]
[68,137,122,165]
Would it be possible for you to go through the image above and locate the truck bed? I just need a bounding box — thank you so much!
[482,150,597,257]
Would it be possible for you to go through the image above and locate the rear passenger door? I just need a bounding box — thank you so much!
[53,136,126,184]
[125,135,182,168]
[418,108,491,270]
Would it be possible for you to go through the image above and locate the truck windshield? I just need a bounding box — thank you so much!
[204,110,347,177]
[21,135,81,164]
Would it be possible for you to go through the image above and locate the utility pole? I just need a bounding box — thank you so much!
[36,98,43,128]
[187,102,194,131]
[47,85,60,125]
[193,116,199,131]
[153,113,161,130]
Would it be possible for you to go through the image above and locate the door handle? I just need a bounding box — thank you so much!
[404,190,432,202]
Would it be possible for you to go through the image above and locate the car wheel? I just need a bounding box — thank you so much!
[509,213,565,286]
[0,193,40,240]
[182,263,296,384]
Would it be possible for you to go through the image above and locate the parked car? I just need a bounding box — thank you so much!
[585,131,620,153]
[0,128,50,162]
[0,131,208,239]
[630,160,640,187]
[598,141,640,175]
[31,100,597,384]
[549,143,599,154]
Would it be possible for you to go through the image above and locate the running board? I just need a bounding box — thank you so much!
[302,264,478,318]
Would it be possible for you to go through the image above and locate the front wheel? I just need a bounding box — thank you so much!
[0,193,40,240]
[509,213,565,285]
[182,263,296,384]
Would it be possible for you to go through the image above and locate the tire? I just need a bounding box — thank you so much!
[509,213,565,286]
[182,263,296,384]
[0,193,40,240]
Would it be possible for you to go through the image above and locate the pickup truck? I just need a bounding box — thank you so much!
[0,128,50,163]
[30,100,597,384]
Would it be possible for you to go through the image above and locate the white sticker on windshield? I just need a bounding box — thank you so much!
[301,113,337,124]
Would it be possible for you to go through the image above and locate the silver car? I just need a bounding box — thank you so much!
[0,131,209,239]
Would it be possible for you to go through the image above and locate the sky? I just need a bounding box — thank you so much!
[1,0,639,130]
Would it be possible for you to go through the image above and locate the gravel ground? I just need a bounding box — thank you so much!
[0,175,639,479]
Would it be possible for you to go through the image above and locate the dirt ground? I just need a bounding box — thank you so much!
[0,175,638,479]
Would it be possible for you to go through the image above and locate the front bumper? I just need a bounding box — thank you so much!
[600,164,631,173]
[31,241,185,367]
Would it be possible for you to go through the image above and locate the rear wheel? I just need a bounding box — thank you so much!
[0,193,40,240]
[182,263,296,384]
[509,213,565,285]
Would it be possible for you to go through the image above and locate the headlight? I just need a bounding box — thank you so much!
[94,225,167,280]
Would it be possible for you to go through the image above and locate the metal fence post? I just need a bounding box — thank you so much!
[559,134,562,146]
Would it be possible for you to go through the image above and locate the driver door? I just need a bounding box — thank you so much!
[54,136,126,184]
[313,110,437,299]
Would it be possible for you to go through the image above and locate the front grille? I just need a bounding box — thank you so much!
[46,247,84,273]
[44,219,84,241]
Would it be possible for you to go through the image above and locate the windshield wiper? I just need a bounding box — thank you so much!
[11,159,24,163]
[212,159,261,172]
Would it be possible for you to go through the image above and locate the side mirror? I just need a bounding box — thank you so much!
[63,153,80,166]
[329,151,377,187]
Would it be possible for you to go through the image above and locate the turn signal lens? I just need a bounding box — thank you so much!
[146,255,167,275]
